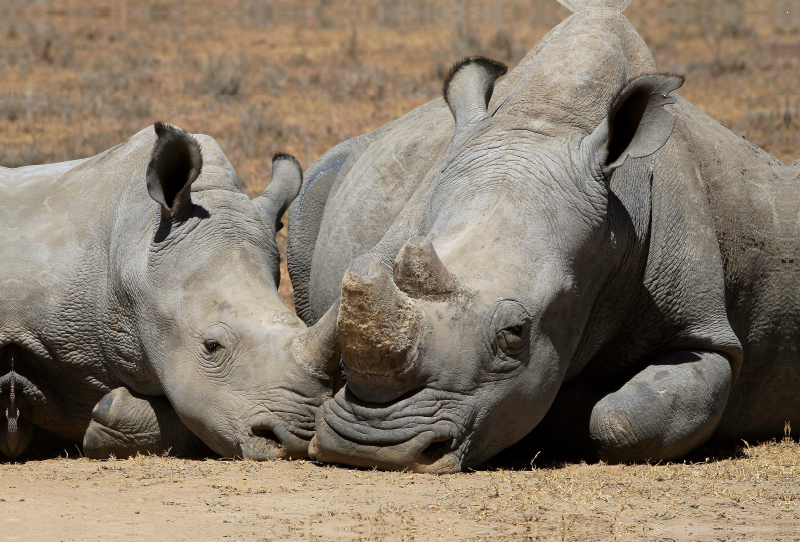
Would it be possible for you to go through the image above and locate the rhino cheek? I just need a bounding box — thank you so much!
[164,374,244,457]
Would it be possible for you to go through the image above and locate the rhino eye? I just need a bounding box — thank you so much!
[203,338,223,353]
[497,324,527,355]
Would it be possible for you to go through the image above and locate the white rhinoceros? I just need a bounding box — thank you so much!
[0,123,340,460]
[288,0,794,472]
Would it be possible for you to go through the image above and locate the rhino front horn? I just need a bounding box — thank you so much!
[394,237,457,297]
[292,299,341,378]
[338,254,426,378]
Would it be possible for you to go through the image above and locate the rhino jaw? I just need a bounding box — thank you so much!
[309,417,462,474]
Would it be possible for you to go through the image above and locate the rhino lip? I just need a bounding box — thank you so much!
[319,385,460,447]
[310,415,462,473]
[311,388,465,472]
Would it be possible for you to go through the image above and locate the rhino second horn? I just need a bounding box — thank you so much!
[394,237,457,297]
[338,254,425,377]
[293,299,341,378]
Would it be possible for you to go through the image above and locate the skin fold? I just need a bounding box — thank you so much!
[289,0,794,472]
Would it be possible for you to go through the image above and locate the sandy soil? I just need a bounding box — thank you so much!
[2,439,799,541]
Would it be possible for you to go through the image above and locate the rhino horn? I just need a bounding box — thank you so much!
[292,299,341,378]
[394,237,457,297]
[338,254,425,377]
[443,56,507,130]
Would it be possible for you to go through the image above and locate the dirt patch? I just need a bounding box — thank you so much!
[1,440,799,541]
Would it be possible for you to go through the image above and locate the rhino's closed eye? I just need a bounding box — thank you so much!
[486,301,532,373]
[498,325,526,354]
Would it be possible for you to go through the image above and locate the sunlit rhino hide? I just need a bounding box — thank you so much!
[0,123,340,460]
[288,0,797,472]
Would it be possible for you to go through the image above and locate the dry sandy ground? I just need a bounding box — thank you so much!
[2,440,799,541]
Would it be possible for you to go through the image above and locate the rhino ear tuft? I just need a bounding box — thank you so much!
[443,56,507,130]
[584,73,684,174]
[146,122,203,218]
[254,152,303,235]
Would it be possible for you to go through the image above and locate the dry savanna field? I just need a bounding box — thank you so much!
[3,0,800,540]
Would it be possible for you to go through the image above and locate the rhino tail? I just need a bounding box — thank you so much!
[557,0,631,13]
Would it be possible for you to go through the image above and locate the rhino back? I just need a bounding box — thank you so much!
[0,131,154,439]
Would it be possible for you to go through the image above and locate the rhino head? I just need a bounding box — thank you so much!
[311,49,684,472]
[128,123,339,460]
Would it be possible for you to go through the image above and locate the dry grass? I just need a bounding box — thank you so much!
[5,1,800,538]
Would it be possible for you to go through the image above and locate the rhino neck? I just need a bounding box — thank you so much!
[494,11,658,135]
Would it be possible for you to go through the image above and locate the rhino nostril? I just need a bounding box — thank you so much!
[252,427,282,449]
[419,438,453,464]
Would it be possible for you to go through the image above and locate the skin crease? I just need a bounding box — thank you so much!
[295,1,790,473]
[0,124,340,460]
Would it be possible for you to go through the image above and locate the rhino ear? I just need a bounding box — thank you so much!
[146,122,203,219]
[253,153,303,235]
[583,74,684,175]
[443,56,507,132]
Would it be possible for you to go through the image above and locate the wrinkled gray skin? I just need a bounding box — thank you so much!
[288,1,795,473]
[0,123,340,460]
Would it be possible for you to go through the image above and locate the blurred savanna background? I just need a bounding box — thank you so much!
[4,0,799,306]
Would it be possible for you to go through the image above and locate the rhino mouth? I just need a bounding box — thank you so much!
[238,390,323,461]
[241,417,310,460]
[309,386,465,473]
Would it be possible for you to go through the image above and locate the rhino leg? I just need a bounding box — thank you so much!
[588,350,732,462]
[83,387,210,459]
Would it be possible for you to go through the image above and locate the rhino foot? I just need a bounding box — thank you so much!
[83,387,210,459]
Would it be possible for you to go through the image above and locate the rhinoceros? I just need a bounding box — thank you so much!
[287,0,795,472]
[0,123,339,460]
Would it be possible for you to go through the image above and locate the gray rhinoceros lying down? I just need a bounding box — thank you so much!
[0,123,340,460]
[288,0,796,472]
